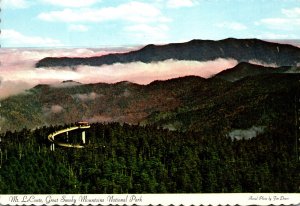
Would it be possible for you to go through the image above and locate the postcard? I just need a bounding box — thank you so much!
[0,0,299,205]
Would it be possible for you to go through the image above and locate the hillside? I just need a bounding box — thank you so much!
[145,73,300,133]
[0,72,299,137]
[213,62,293,81]
[35,38,300,68]
[1,67,300,194]
[0,76,210,132]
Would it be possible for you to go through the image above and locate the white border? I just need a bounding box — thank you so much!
[0,193,299,205]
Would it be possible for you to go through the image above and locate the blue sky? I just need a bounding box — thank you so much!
[2,0,300,47]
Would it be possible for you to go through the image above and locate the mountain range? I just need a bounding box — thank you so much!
[1,38,300,136]
[35,38,300,68]
[2,38,300,195]
[1,62,299,136]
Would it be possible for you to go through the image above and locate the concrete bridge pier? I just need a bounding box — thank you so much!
[82,131,86,144]
[50,143,55,151]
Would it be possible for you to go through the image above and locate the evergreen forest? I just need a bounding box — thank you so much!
[0,122,299,193]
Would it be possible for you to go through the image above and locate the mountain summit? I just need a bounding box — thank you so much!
[35,38,300,68]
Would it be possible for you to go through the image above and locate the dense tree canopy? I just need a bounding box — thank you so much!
[0,122,299,193]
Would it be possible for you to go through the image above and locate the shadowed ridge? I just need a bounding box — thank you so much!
[35,38,300,68]
[213,62,292,82]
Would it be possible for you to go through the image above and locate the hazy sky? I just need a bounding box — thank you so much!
[2,0,300,47]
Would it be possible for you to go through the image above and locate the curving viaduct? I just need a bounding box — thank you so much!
[48,125,90,149]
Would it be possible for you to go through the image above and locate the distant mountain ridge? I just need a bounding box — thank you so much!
[36,38,300,68]
[214,62,295,81]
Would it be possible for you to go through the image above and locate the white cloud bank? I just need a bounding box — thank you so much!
[0,48,126,99]
[0,48,239,99]
[72,58,238,85]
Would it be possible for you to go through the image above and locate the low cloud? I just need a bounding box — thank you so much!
[0,48,128,99]
[229,126,266,140]
[43,105,64,116]
[72,92,101,101]
[0,48,240,99]
[86,113,144,125]
[51,105,64,113]
[87,115,113,123]
[72,58,238,85]
[7,41,300,97]
[0,79,32,99]
[248,59,279,68]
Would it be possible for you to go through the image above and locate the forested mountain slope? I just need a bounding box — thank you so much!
[1,73,299,135]
[1,67,299,193]
[0,122,299,193]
